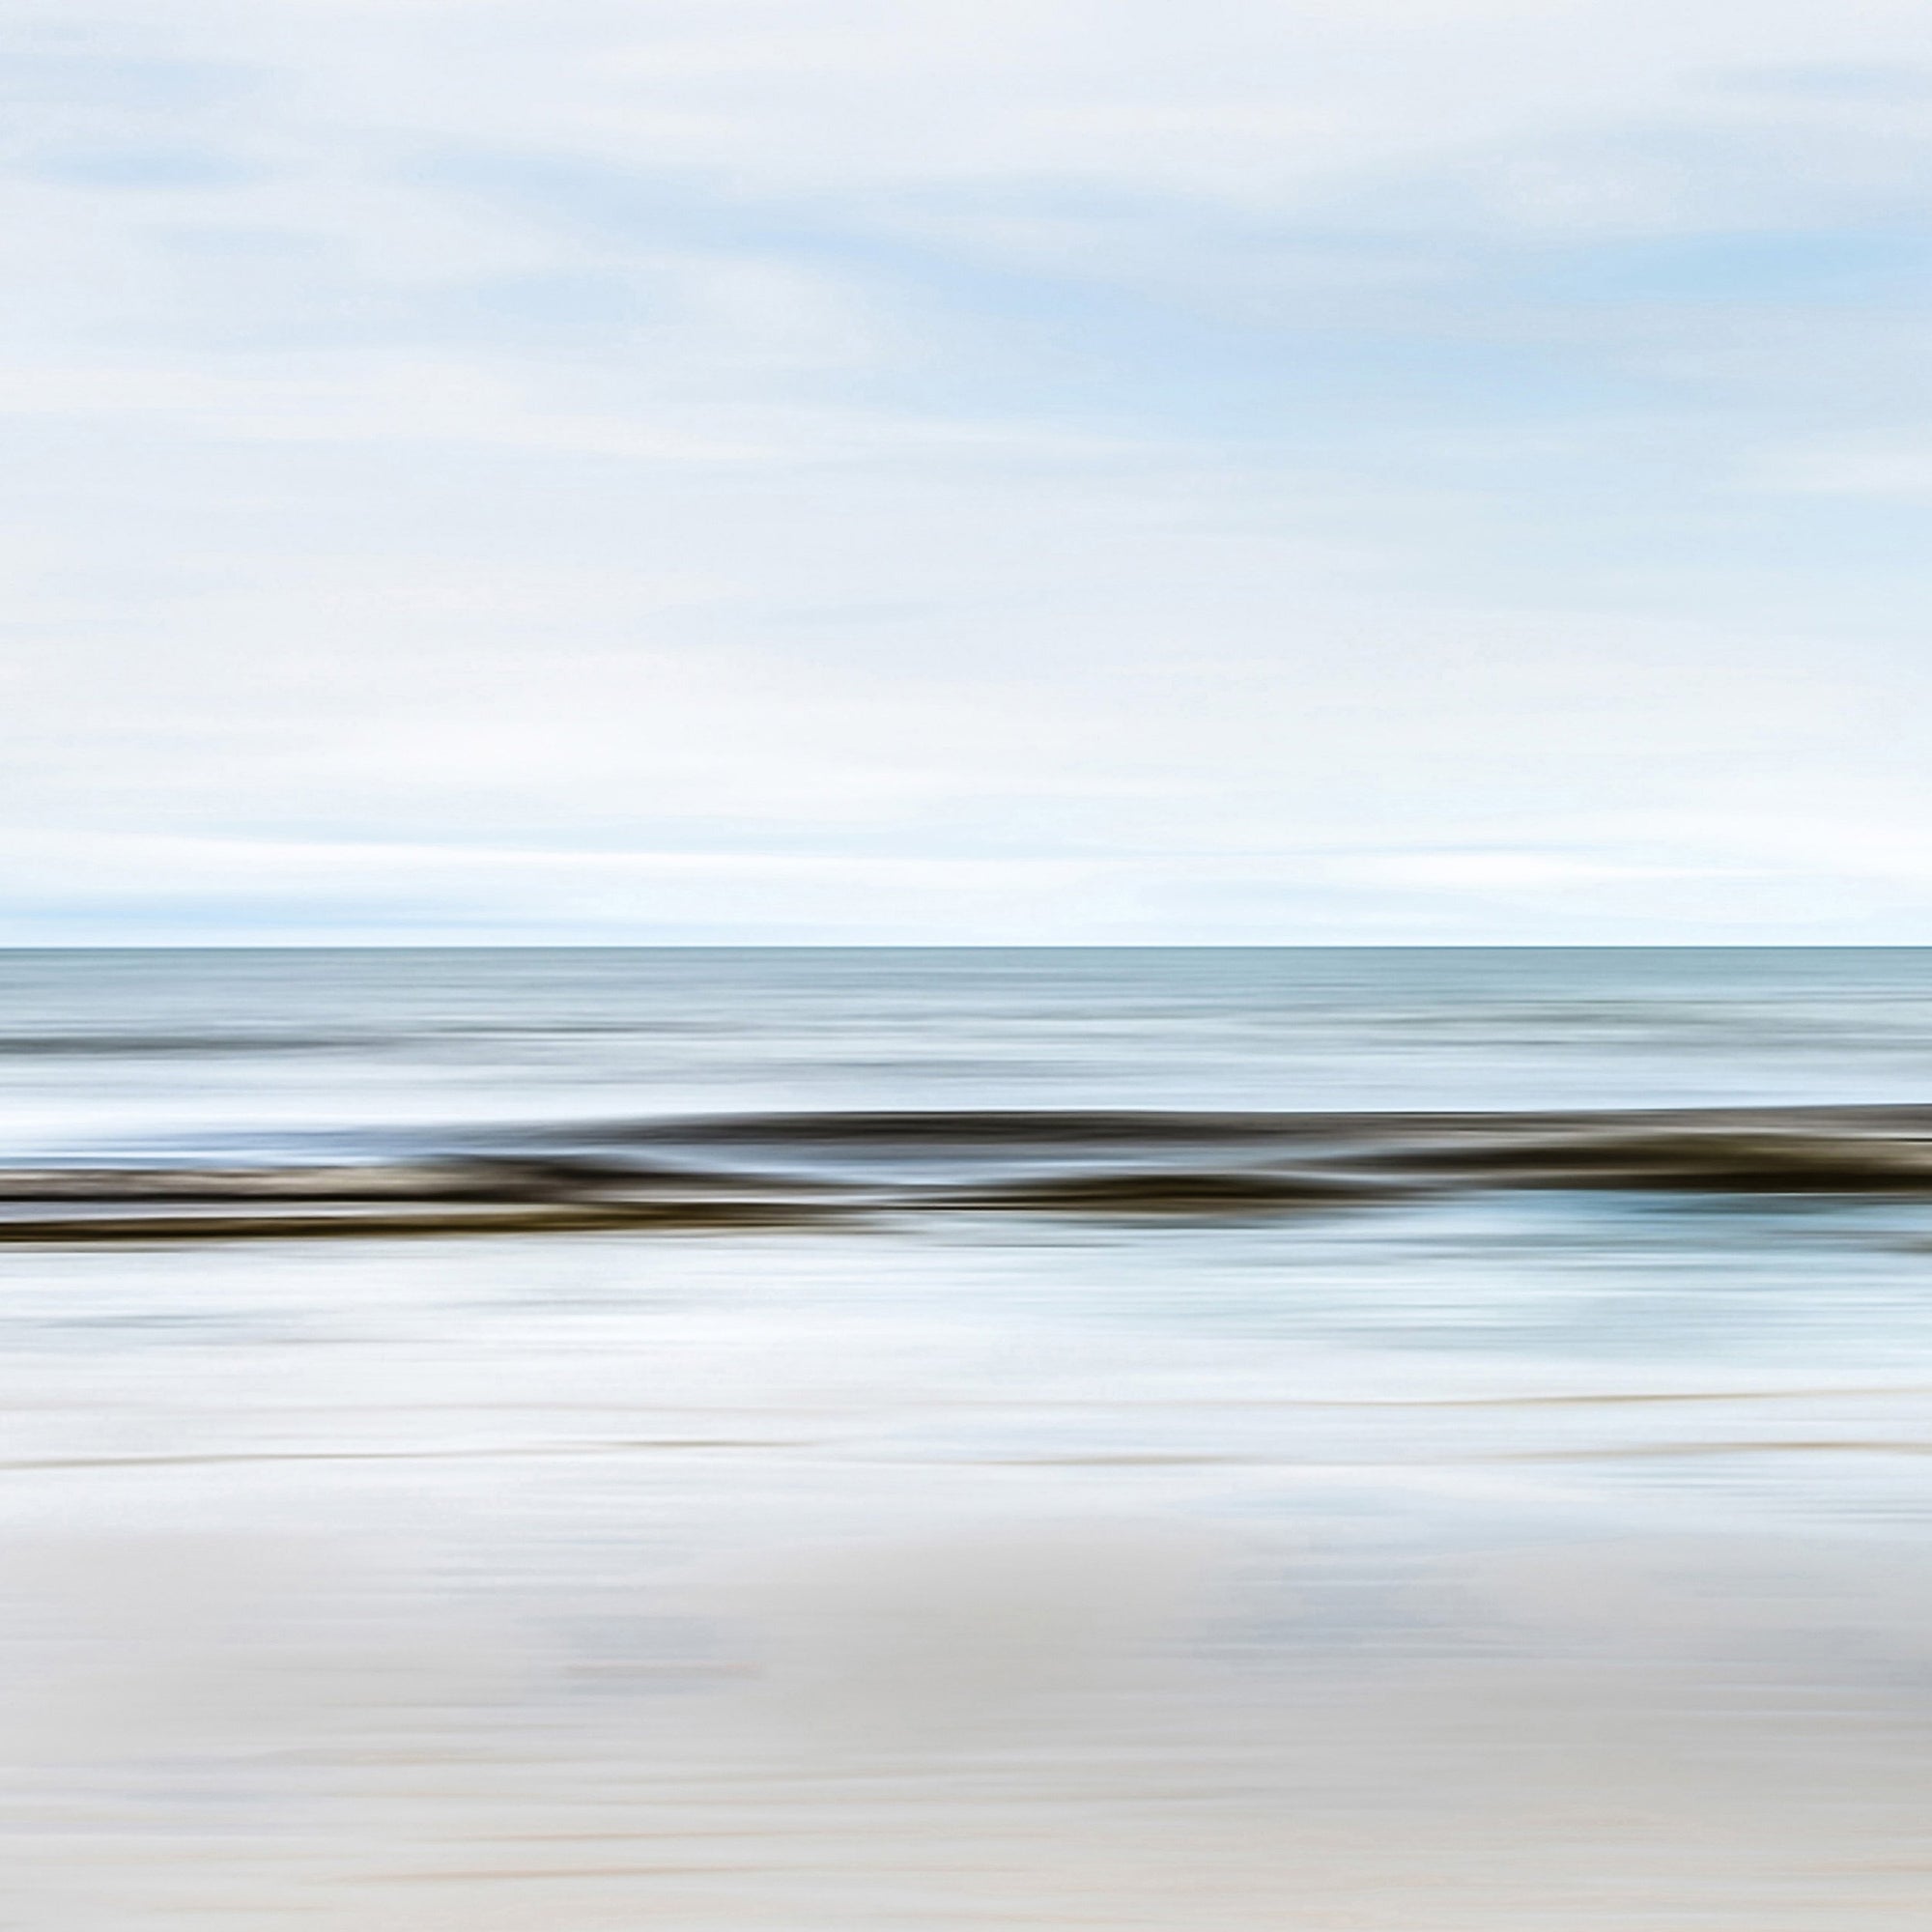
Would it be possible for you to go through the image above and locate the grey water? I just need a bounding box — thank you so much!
[4,949,1932,1928]
[9,946,1932,1157]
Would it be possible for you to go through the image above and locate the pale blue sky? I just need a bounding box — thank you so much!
[6,0,1932,942]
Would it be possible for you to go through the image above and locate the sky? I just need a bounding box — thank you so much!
[5,0,1932,944]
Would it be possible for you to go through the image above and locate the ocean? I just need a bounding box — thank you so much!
[4,948,1931,1928]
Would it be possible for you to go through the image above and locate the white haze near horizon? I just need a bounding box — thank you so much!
[5,0,1932,944]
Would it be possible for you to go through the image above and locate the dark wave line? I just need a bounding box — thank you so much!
[7,1104,1932,1241]
[0,1031,378,1057]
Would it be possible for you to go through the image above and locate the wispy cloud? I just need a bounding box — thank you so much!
[5,1,1932,939]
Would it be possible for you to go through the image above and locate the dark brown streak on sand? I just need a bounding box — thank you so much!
[0,1438,827,1473]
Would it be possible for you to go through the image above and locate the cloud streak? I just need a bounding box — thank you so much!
[5,1,1932,940]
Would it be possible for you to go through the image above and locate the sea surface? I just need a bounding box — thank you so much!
[4,948,1932,1929]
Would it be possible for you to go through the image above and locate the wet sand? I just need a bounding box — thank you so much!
[4,1215,1930,1929]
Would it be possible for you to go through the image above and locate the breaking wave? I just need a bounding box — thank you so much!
[6,1103,1932,1241]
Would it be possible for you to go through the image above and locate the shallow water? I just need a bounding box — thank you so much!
[4,950,1931,1927]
